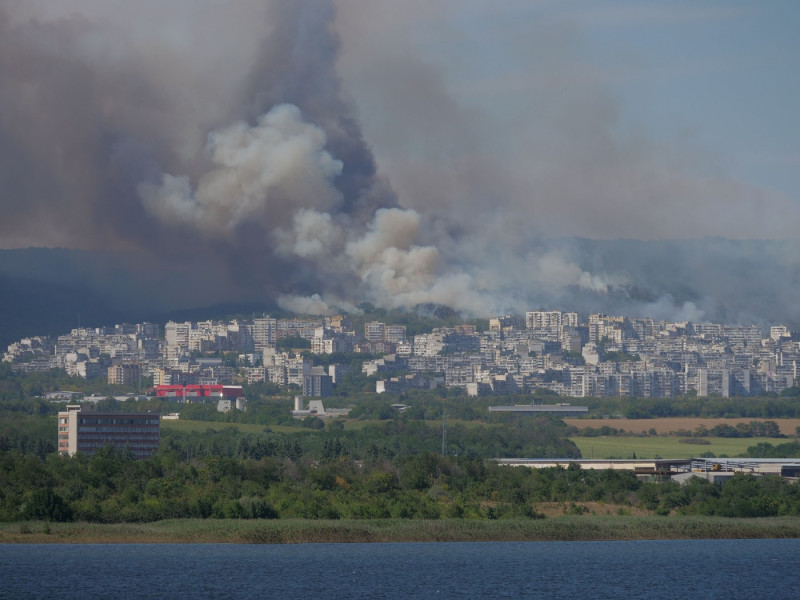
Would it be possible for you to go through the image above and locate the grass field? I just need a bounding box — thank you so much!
[564,417,800,436]
[570,435,788,459]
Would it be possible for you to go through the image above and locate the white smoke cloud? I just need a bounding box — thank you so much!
[276,208,344,259]
[139,104,343,235]
[641,297,705,323]
[533,251,624,294]
[345,208,437,298]
[277,292,361,316]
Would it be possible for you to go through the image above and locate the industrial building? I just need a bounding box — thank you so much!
[488,404,589,417]
[497,457,800,482]
[291,398,351,419]
[154,384,243,402]
[57,405,160,459]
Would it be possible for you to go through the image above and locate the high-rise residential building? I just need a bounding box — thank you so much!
[304,366,333,397]
[286,356,311,387]
[107,363,141,386]
[385,325,407,343]
[325,315,352,333]
[489,315,518,332]
[252,316,277,350]
[770,325,791,342]
[526,311,562,330]
[165,321,191,348]
[365,321,386,342]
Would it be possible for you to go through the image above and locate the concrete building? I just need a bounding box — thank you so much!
[487,404,588,417]
[291,397,351,419]
[57,405,160,458]
[107,363,141,386]
[252,316,277,350]
[154,384,243,402]
[217,397,247,413]
[165,321,191,349]
[385,325,407,343]
[303,366,333,397]
[364,321,386,342]
[526,311,562,330]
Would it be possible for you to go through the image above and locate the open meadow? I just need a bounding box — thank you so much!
[569,435,787,459]
[564,417,800,436]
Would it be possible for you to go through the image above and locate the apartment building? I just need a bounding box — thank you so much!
[107,363,141,386]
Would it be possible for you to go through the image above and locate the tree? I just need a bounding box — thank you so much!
[21,489,73,522]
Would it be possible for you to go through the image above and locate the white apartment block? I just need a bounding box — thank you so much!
[253,317,277,350]
[165,321,191,348]
[526,311,562,330]
[364,321,386,342]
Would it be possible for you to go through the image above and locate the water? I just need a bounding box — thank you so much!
[1,539,798,599]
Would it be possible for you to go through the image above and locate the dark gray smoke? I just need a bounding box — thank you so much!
[0,0,400,307]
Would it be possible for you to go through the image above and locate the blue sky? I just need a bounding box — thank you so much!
[580,1,800,197]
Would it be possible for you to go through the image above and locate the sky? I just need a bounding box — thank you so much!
[334,0,800,239]
[1,0,799,325]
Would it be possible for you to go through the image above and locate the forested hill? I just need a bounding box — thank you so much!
[0,248,276,349]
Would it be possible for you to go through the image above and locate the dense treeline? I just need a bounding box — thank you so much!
[581,395,800,419]
[160,415,579,463]
[4,446,800,523]
[575,420,785,439]
[744,441,800,458]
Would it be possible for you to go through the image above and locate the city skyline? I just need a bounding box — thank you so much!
[5,308,799,400]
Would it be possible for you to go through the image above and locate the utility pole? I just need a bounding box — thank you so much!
[441,402,447,456]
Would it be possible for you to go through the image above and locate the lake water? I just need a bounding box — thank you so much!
[1,539,798,599]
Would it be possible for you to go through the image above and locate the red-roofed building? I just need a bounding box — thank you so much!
[154,384,243,402]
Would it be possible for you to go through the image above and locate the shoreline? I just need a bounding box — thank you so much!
[3,516,800,544]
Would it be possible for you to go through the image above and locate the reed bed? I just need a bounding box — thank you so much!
[3,516,800,544]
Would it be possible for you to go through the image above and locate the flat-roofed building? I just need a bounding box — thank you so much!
[57,405,160,458]
[154,384,243,402]
[107,363,141,385]
[364,321,386,342]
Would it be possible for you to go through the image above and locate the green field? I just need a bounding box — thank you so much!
[570,436,786,459]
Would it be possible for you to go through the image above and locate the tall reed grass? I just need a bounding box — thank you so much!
[3,516,800,544]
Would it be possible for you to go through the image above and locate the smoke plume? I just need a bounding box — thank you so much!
[1,1,800,328]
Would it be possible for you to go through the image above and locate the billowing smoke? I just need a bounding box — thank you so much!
[1,1,800,328]
[140,104,345,235]
[0,0,403,307]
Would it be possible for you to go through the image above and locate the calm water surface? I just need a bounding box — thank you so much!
[1,539,799,599]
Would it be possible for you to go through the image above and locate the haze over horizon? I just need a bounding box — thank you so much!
[1,1,799,328]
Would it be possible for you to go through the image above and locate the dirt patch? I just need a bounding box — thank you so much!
[564,417,800,436]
